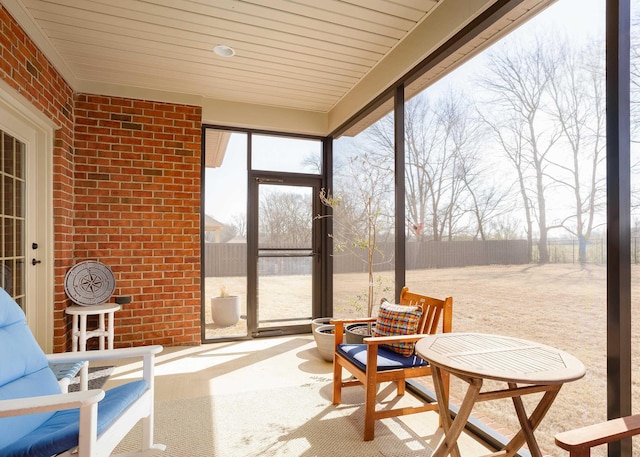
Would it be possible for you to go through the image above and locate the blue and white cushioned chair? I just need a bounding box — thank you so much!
[331,287,453,441]
[0,287,165,457]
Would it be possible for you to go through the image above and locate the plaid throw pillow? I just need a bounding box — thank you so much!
[373,302,423,356]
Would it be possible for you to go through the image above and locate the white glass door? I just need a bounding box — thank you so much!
[0,131,25,306]
[0,88,53,351]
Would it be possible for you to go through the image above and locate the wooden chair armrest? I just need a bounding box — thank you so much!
[555,414,640,455]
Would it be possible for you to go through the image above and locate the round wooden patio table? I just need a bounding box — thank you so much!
[415,332,585,457]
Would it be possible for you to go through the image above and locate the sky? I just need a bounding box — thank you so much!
[205,133,247,225]
[204,133,322,225]
[205,0,613,227]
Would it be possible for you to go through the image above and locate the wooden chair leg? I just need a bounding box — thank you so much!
[363,344,380,441]
[397,378,406,395]
[364,370,378,440]
[364,382,377,440]
[333,357,342,405]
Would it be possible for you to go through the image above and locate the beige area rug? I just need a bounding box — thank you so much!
[117,380,436,457]
[110,337,456,456]
[116,348,439,457]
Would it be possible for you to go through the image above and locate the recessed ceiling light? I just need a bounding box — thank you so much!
[213,45,235,57]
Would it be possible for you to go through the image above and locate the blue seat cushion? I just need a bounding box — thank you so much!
[1,380,148,457]
[337,343,428,372]
[0,291,63,449]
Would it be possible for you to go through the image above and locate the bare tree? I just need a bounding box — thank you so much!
[490,213,525,240]
[367,92,495,242]
[631,11,640,217]
[322,147,394,318]
[547,37,606,264]
[434,91,480,241]
[259,190,311,245]
[479,114,535,259]
[478,36,562,263]
[334,133,395,245]
[219,224,238,243]
[398,95,439,240]
[231,213,247,239]
[436,92,510,241]
[462,177,511,240]
[631,10,640,140]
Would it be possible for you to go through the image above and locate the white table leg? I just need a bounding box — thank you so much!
[79,315,87,352]
[79,314,89,390]
[98,312,105,350]
[71,314,79,352]
[65,304,121,389]
[107,310,115,349]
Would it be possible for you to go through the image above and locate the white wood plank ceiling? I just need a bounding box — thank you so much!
[3,0,553,134]
[9,0,438,112]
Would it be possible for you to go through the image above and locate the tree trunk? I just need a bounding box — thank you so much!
[578,234,587,265]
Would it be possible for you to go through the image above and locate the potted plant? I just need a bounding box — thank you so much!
[343,279,391,344]
[210,285,241,326]
[317,171,391,344]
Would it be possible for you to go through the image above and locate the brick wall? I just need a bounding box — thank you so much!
[74,95,202,347]
[1,5,203,350]
[0,5,76,351]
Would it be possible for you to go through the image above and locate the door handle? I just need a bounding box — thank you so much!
[31,258,41,266]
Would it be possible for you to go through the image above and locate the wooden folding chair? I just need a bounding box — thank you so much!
[331,287,453,441]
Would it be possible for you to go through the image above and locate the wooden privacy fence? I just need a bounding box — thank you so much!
[204,240,529,277]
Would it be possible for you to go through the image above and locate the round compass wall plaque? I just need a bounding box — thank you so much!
[64,260,116,306]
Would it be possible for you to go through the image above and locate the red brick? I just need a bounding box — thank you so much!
[1,6,203,350]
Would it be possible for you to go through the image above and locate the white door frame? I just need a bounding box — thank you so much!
[0,79,55,352]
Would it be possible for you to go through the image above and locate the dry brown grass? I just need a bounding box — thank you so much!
[405,264,613,456]
[205,263,640,456]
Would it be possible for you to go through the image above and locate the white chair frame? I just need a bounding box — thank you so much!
[0,346,165,457]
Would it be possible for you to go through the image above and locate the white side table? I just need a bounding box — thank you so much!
[65,303,120,391]
[66,303,121,352]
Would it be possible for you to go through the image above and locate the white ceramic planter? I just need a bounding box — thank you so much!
[314,324,336,362]
[311,317,332,333]
[211,296,241,326]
